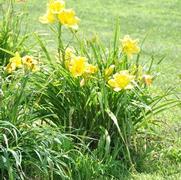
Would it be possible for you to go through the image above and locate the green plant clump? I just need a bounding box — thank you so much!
[0,0,180,179]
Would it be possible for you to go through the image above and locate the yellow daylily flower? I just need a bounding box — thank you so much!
[69,56,86,77]
[5,62,16,74]
[108,70,134,92]
[5,52,22,73]
[143,74,153,86]
[22,56,34,68]
[120,35,140,58]
[58,9,80,29]
[9,52,22,68]
[32,64,40,72]
[104,65,115,78]
[48,0,65,14]
[39,10,56,24]
[22,56,39,72]
[85,64,98,74]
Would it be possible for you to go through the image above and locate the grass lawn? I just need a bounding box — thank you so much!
[16,0,181,179]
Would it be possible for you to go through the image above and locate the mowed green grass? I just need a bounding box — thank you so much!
[22,0,181,179]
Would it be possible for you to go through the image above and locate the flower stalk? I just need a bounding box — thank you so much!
[57,23,65,66]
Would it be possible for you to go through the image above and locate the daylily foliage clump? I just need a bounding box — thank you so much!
[36,0,159,167]
[0,0,179,179]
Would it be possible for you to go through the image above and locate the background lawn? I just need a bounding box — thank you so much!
[20,0,181,179]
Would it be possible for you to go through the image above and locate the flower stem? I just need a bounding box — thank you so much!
[57,23,65,67]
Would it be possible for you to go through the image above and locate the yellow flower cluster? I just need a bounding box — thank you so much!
[37,0,152,92]
[94,35,152,91]
[107,70,153,92]
[64,36,152,89]
[39,0,80,30]
[65,47,97,78]
[5,53,39,74]
[105,34,153,91]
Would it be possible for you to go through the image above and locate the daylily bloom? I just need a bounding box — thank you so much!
[31,64,40,72]
[22,55,39,72]
[9,52,22,68]
[120,35,140,58]
[5,62,16,74]
[48,0,65,14]
[69,56,86,77]
[5,52,22,73]
[143,74,153,86]
[39,10,56,24]
[58,9,80,29]
[85,64,98,74]
[108,70,134,92]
